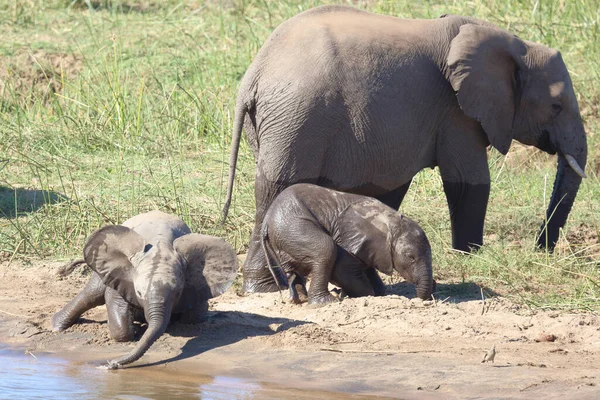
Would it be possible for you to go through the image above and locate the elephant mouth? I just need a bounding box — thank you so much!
[537,130,557,154]
[537,130,586,179]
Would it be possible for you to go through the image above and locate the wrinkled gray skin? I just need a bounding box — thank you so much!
[52,211,238,369]
[261,184,434,304]
[222,5,588,293]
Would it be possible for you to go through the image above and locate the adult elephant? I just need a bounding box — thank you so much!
[222,5,588,293]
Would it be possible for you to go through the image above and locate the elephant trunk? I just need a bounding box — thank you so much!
[537,148,586,250]
[414,264,434,300]
[107,303,171,369]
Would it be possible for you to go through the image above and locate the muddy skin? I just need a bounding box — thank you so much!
[52,211,238,369]
[260,184,434,306]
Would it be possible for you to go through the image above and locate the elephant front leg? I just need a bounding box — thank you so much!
[438,124,491,252]
[51,273,106,331]
[365,267,386,296]
[331,247,375,298]
[105,288,137,342]
[442,180,490,252]
[278,223,338,306]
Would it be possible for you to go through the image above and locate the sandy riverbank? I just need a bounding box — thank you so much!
[1,260,599,399]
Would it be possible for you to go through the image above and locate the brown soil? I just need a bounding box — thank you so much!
[0,50,82,105]
[1,260,599,399]
[501,143,554,171]
[563,223,600,260]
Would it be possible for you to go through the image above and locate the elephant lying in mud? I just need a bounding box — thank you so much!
[223,5,588,294]
[261,184,434,305]
[52,211,238,369]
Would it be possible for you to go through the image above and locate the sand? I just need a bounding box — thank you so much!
[1,260,599,399]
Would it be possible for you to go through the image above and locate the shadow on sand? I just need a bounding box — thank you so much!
[387,281,500,304]
[129,310,308,369]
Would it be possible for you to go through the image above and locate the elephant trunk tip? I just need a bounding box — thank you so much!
[416,291,432,300]
[104,306,171,369]
[414,268,434,300]
[416,282,434,300]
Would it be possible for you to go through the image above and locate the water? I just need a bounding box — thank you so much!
[0,347,365,399]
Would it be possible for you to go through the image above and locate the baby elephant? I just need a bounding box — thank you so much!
[52,211,238,369]
[261,184,434,305]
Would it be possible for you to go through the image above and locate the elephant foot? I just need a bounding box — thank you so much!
[51,313,74,332]
[307,292,339,307]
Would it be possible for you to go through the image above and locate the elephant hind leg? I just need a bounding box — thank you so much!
[52,273,106,331]
[105,288,136,342]
[275,221,338,306]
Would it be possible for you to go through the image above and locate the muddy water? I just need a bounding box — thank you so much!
[0,347,378,399]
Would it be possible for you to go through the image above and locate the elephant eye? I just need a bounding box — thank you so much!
[551,103,562,115]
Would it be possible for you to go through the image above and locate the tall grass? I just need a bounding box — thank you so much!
[0,0,599,310]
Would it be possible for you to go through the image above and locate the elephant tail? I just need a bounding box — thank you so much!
[57,259,87,277]
[221,98,248,224]
[260,225,288,290]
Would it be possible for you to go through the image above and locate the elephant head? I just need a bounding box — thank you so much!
[82,226,237,369]
[340,201,434,299]
[447,22,587,249]
[390,215,434,300]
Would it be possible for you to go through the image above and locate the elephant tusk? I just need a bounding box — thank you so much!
[565,154,587,179]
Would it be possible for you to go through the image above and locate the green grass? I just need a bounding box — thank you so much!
[1,0,599,311]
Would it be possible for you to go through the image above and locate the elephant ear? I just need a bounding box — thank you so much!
[174,234,238,301]
[336,200,395,275]
[83,225,146,305]
[447,23,527,155]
